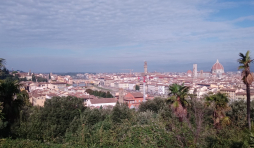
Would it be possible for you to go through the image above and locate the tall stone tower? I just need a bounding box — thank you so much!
[200,70,203,78]
[193,64,197,78]
[119,88,124,104]
[144,61,148,74]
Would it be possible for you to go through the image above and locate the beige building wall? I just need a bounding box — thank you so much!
[30,96,46,107]
[236,93,254,101]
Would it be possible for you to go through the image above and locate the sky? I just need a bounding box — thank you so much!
[1,0,254,73]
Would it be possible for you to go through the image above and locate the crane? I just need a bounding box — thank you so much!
[121,69,133,74]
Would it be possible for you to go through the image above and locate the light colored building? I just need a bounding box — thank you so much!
[193,64,197,78]
[211,59,224,76]
[128,83,136,90]
[236,92,254,100]
[187,70,192,77]
[220,88,237,101]
[144,61,148,74]
[157,84,165,95]
[49,82,67,90]
[118,82,129,89]
[147,84,156,94]
[86,98,117,108]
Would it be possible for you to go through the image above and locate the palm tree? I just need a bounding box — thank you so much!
[238,50,254,130]
[168,83,190,121]
[205,92,230,129]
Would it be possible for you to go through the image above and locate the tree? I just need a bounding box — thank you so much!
[32,74,36,82]
[17,96,86,141]
[85,89,93,95]
[168,83,190,121]
[111,102,132,124]
[106,91,113,98]
[135,85,140,91]
[0,58,5,70]
[0,59,7,80]
[227,100,248,128]
[139,97,166,113]
[205,92,230,129]
[0,102,7,130]
[0,79,23,123]
[238,50,254,130]
[17,90,31,107]
[0,68,12,80]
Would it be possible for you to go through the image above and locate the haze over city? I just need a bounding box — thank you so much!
[1,0,254,72]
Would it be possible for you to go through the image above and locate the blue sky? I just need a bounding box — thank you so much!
[1,0,254,73]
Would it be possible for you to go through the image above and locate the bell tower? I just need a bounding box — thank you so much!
[144,61,147,74]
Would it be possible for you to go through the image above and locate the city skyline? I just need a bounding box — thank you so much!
[1,0,254,72]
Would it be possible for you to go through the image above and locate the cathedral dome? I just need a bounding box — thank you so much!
[187,70,192,74]
[211,59,224,74]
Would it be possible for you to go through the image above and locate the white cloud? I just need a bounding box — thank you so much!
[0,0,254,72]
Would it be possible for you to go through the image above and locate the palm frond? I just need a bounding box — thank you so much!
[238,65,245,70]
[246,50,250,59]
[239,52,245,58]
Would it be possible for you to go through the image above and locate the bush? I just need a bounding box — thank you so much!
[139,97,166,113]
[15,96,86,142]
[111,102,133,124]
[3,96,254,147]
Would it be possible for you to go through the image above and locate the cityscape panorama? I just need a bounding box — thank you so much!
[0,0,254,147]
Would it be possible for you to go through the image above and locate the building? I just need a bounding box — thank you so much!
[200,70,203,78]
[187,70,192,77]
[49,82,67,90]
[86,98,117,108]
[144,61,148,74]
[119,89,124,103]
[236,92,254,100]
[124,92,144,108]
[220,88,237,101]
[193,64,197,78]
[211,59,224,75]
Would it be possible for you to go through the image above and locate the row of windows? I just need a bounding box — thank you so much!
[127,100,142,103]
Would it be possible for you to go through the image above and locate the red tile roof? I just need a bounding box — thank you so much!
[90,98,117,104]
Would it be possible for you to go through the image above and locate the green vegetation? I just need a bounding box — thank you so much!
[1,96,254,147]
[168,83,190,121]
[205,92,230,128]
[86,89,113,98]
[32,74,48,82]
[0,68,18,80]
[92,84,112,91]
[135,84,140,90]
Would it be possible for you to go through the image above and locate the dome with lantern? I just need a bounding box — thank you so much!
[211,59,224,74]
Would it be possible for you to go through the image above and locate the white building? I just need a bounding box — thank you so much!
[86,98,117,108]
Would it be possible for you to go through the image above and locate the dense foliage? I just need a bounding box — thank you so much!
[135,84,140,90]
[32,74,48,82]
[85,89,113,98]
[0,95,254,147]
